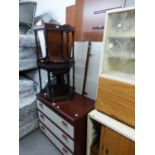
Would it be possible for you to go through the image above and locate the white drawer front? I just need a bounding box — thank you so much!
[38,111,74,152]
[37,100,74,138]
[39,122,73,155]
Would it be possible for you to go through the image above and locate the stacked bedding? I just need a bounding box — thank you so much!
[19,76,37,108]
[19,2,59,138]
[19,34,37,71]
[19,76,38,138]
[19,25,40,139]
[19,1,39,139]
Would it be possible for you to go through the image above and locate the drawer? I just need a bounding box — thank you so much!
[39,122,73,155]
[38,111,74,152]
[37,100,74,138]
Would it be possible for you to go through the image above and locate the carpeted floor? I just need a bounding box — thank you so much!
[19,129,62,155]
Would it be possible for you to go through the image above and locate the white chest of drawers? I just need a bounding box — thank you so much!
[37,93,94,155]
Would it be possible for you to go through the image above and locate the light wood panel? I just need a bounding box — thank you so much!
[96,77,135,127]
[99,126,135,155]
[74,0,85,41]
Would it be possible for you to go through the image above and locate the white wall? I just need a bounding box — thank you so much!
[125,0,135,7]
[35,0,75,24]
[71,42,103,100]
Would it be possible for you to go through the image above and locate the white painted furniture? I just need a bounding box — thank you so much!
[100,7,135,84]
[37,101,74,154]
[37,101,74,138]
[96,7,135,127]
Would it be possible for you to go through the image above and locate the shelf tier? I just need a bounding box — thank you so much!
[40,84,74,102]
[107,52,135,60]
[37,59,75,71]
[107,35,135,38]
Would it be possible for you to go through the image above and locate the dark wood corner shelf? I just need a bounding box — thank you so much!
[39,85,74,102]
[37,59,75,71]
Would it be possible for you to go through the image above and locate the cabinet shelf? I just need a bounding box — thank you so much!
[107,52,135,60]
[108,35,134,38]
[101,8,135,83]
[37,59,75,70]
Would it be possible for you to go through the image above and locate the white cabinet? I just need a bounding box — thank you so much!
[96,7,135,127]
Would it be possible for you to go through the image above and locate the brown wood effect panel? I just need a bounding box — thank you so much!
[99,126,135,155]
[80,0,125,41]
[96,77,135,127]
[47,31,72,60]
[66,5,75,27]
[82,31,104,42]
[82,0,106,41]
[74,115,87,155]
[74,0,85,41]
[99,126,106,155]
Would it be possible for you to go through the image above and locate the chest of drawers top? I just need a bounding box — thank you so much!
[37,93,94,124]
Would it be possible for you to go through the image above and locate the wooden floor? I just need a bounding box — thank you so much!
[19,129,62,155]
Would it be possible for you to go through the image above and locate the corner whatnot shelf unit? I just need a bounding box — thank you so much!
[96,7,135,127]
[33,23,75,102]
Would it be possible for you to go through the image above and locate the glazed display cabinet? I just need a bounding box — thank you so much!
[96,7,135,127]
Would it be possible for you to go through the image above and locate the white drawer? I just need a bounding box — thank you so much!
[38,111,74,152]
[39,122,73,155]
[37,100,74,138]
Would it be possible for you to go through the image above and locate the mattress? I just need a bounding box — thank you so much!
[19,76,37,108]
[19,34,37,71]
[19,76,38,138]
[19,100,38,139]
[19,34,36,47]
[22,69,49,93]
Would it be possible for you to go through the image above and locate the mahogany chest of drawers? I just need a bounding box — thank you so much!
[37,93,94,155]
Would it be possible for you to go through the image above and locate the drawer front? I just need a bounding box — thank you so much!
[37,100,74,138]
[39,122,73,155]
[38,111,74,152]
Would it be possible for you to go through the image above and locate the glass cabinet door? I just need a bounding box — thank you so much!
[102,8,135,83]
